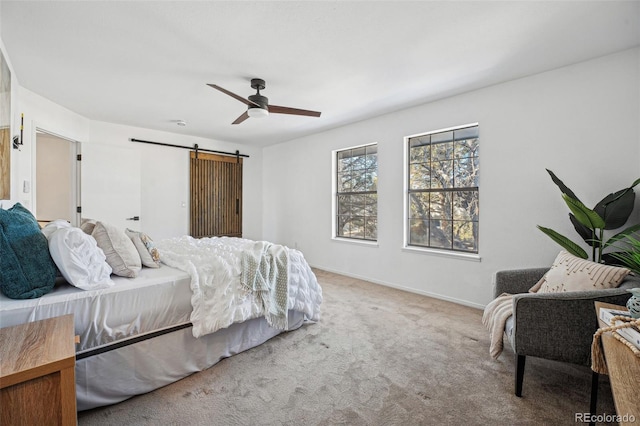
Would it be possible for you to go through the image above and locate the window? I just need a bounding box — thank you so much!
[406,125,479,253]
[335,144,378,241]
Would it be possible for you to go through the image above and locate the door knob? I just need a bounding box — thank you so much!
[126,216,140,221]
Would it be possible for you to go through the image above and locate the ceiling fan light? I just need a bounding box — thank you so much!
[248,107,269,119]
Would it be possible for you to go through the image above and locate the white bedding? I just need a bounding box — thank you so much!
[155,236,322,338]
[0,266,192,352]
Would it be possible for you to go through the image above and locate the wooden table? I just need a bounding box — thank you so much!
[0,314,77,425]
[594,302,640,425]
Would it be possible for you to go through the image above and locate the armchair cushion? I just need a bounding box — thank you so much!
[535,251,629,293]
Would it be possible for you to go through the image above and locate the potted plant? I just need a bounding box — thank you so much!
[537,169,640,266]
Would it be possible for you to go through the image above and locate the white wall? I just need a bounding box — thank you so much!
[87,121,263,240]
[263,48,640,308]
[12,87,263,241]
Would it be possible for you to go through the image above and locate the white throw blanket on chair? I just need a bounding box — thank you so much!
[482,293,513,359]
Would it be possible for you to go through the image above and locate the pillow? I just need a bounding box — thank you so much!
[535,251,630,293]
[42,219,72,240]
[80,218,97,235]
[92,221,142,278]
[48,227,114,290]
[0,203,57,299]
[125,229,160,268]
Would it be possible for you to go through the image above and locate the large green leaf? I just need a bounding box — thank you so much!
[595,189,636,230]
[546,169,580,202]
[594,178,640,229]
[537,225,588,259]
[562,194,605,229]
[569,213,599,247]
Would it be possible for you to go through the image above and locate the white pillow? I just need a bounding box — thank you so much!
[48,227,114,290]
[92,221,142,278]
[125,229,160,268]
[42,219,72,240]
[536,251,630,293]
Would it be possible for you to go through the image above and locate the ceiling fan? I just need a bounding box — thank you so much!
[207,78,321,125]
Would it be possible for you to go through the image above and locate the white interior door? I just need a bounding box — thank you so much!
[81,143,141,231]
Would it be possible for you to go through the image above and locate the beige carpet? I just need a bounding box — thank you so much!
[78,269,616,425]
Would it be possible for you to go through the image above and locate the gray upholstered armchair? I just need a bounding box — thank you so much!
[494,268,639,397]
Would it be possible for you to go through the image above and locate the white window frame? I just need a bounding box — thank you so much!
[331,143,379,245]
[403,123,480,261]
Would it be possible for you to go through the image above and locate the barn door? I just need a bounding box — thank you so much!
[190,151,242,238]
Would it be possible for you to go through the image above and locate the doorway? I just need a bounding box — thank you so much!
[35,130,80,226]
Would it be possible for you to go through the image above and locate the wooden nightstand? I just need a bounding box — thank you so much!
[594,302,640,425]
[0,314,77,425]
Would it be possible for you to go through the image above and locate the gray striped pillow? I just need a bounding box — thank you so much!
[537,251,629,293]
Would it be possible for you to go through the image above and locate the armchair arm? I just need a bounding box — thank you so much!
[494,268,548,298]
[511,287,633,365]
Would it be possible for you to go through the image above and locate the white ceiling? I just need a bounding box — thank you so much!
[2,1,639,147]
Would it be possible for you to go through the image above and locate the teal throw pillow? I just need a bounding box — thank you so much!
[0,203,57,299]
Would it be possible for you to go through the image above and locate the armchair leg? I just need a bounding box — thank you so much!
[589,371,598,426]
[515,354,526,397]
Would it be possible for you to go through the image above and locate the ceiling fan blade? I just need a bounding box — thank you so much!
[232,111,250,125]
[207,84,259,107]
[269,104,321,117]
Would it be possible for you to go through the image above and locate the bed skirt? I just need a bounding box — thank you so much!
[76,310,305,411]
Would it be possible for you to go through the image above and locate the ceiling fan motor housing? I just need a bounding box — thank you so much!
[248,94,269,110]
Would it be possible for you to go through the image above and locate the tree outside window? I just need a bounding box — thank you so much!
[336,144,378,241]
[407,125,479,252]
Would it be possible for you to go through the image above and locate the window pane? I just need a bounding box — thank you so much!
[453,221,478,252]
[349,216,365,238]
[454,157,479,188]
[409,192,429,220]
[337,150,353,173]
[454,126,479,141]
[429,219,452,249]
[429,191,452,220]
[430,161,453,189]
[337,172,353,192]
[454,138,479,159]
[409,219,429,246]
[431,141,453,161]
[431,131,454,145]
[364,217,377,240]
[337,215,350,237]
[409,135,430,148]
[337,194,351,216]
[453,191,479,221]
[351,147,367,170]
[409,137,430,163]
[409,163,430,190]
[365,145,378,169]
[364,193,378,216]
[364,171,377,191]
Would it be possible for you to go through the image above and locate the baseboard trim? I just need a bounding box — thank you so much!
[310,265,485,310]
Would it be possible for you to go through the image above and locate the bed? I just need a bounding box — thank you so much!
[0,203,322,411]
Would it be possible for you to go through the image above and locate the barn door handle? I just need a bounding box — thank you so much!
[126,216,140,221]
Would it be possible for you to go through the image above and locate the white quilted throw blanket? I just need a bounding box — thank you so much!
[156,236,322,338]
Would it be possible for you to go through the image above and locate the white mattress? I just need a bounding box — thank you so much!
[0,265,192,353]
